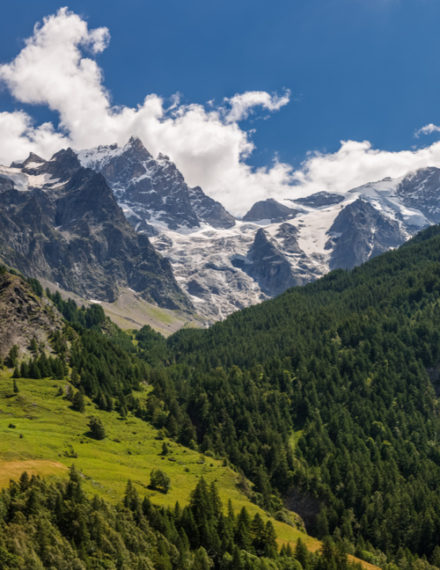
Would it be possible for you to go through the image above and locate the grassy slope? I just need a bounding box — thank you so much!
[99,289,202,336]
[0,373,311,544]
[0,371,378,569]
[40,279,201,336]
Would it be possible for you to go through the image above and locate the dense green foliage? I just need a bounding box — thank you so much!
[0,469,360,569]
[8,225,440,567]
[18,297,148,414]
[136,225,440,566]
[46,290,107,329]
[149,469,171,493]
[87,416,106,440]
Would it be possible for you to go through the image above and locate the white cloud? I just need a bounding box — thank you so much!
[290,139,440,198]
[1,8,440,215]
[0,111,68,165]
[223,90,291,123]
[415,123,440,138]
[0,7,110,143]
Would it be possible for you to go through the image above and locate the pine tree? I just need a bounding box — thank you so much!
[5,345,19,368]
[295,538,309,569]
[235,507,251,551]
[124,480,140,511]
[263,520,277,558]
[72,391,85,413]
[87,416,106,440]
[191,546,212,570]
[29,337,38,354]
[149,469,170,493]
[20,361,29,378]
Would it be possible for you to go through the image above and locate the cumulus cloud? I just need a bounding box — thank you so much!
[291,140,440,197]
[0,7,111,144]
[0,111,68,165]
[1,8,440,215]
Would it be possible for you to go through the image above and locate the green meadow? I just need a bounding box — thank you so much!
[0,370,325,556]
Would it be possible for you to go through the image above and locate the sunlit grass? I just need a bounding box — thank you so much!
[0,370,377,568]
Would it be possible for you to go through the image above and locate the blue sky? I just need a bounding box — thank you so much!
[1,0,440,212]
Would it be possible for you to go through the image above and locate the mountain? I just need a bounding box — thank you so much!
[149,166,440,320]
[78,137,235,232]
[74,139,316,320]
[0,149,191,311]
[243,228,298,295]
[242,198,299,223]
[5,227,440,568]
[326,197,407,269]
[78,137,440,322]
[6,136,440,324]
[0,265,372,569]
[294,191,344,208]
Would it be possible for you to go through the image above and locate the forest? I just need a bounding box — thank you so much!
[0,466,361,569]
[6,224,440,567]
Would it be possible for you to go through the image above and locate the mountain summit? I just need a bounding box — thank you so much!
[78,137,235,232]
[6,136,440,323]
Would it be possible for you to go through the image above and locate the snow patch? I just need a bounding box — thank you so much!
[78,143,125,169]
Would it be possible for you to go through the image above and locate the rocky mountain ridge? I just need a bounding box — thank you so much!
[78,137,235,232]
[78,137,440,321]
[0,148,191,312]
[4,136,440,323]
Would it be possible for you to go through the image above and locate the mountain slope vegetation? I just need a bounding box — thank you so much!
[0,269,374,568]
[138,224,440,567]
[4,223,440,567]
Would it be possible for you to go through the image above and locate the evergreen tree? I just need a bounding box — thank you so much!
[5,345,19,368]
[71,390,85,413]
[149,469,170,493]
[87,416,106,440]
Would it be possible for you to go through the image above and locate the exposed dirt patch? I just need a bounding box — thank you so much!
[0,459,67,487]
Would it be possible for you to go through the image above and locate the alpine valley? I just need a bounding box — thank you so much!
[3,138,440,569]
[3,217,440,568]
[6,3,440,570]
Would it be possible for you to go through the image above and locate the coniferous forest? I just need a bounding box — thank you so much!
[0,466,363,569]
[5,224,440,567]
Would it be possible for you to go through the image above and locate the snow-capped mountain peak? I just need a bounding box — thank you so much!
[77,139,440,322]
[78,137,235,233]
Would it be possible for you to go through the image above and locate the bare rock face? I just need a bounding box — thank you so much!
[244,229,297,296]
[326,198,407,270]
[243,198,299,223]
[187,186,235,229]
[0,270,63,359]
[396,167,440,224]
[293,192,344,208]
[51,139,440,323]
[275,223,303,254]
[0,149,192,311]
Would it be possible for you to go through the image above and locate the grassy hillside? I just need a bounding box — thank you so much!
[0,369,324,556]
